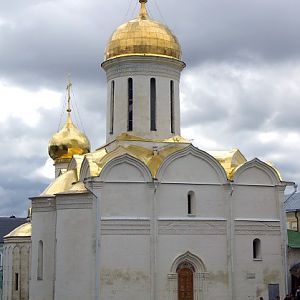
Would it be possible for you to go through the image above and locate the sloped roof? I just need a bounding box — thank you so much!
[284,192,300,212]
[4,222,31,239]
[288,229,300,248]
[0,217,27,243]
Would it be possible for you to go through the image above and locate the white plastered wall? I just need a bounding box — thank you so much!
[29,198,56,300]
[54,193,95,300]
[232,160,286,299]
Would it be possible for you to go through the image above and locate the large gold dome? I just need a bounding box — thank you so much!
[104,0,182,61]
[48,115,91,162]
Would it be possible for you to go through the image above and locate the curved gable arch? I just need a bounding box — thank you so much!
[170,251,206,273]
[157,145,227,183]
[68,157,78,171]
[233,158,281,185]
[79,156,93,181]
[99,154,152,182]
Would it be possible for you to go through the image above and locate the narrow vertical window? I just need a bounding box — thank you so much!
[253,238,261,260]
[187,191,195,215]
[37,240,43,280]
[150,78,156,131]
[109,80,115,134]
[15,273,19,291]
[170,80,175,133]
[188,194,192,214]
[128,78,133,131]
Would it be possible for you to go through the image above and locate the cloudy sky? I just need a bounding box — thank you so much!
[0,0,300,216]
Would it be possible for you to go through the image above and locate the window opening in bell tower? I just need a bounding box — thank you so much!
[128,78,133,131]
[110,80,115,134]
[150,77,157,131]
[170,80,175,133]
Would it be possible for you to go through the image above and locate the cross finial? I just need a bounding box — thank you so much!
[139,0,148,19]
[66,74,72,115]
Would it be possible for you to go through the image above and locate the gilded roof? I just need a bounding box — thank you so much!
[104,0,181,61]
[48,115,91,162]
[4,222,32,238]
[208,149,247,180]
[43,133,267,196]
[92,144,187,178]
[41,169,77,195]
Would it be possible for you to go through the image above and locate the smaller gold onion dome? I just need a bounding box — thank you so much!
[104,0,182,61]
[48,80,91,162]
[48,115,90,162]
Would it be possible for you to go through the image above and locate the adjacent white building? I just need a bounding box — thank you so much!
[2,1,291,299]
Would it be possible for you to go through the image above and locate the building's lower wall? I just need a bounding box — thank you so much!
[3,241,30,300]
[234,224,285,299]
[157,234,228,300]
[54,194,95,300]
[99,220,286,300]
[100,235,151,300]
[30,198,56,300]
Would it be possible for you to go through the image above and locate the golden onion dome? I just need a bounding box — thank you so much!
[48,115,90,162]
[48,80,91,162]
[104,0,182,61]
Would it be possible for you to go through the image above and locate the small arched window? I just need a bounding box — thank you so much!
[253,238,262,260]
[187,191,195,215]
[37,240,43,280]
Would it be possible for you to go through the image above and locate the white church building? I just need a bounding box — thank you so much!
[2,1,290,299]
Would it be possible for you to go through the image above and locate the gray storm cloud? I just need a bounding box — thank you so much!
[0,0,300,215]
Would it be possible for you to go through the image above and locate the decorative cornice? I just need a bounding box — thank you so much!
[55,194,93,210]
[158,220,226,235]
[31,197,56,212]
[234,220,281,235]
[101,219,150,235]
[102,56,185,81]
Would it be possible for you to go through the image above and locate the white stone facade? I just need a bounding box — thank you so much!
[28,146,287,300]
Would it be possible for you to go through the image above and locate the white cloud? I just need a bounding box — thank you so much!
[0,81,62,127]
[31,158,55,180]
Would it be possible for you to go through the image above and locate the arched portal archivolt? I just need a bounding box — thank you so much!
[168,252,209,300]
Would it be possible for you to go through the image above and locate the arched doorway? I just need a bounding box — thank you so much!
[177,261,194,300]
[168,251,208,300]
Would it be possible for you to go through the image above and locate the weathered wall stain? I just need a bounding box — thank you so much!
[208,270,228,285]
[263,268,280,285]
[256,286,264,297]
[101,269,149,286]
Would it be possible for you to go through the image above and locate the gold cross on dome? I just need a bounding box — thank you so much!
[66,75,72,114]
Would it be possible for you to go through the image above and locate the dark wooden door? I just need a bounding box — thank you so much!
[178,267,193,300]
